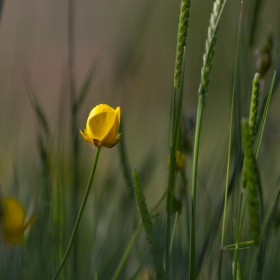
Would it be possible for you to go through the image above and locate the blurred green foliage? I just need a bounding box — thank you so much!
[0,0,279,279]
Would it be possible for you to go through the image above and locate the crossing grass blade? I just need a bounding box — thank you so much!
[255,72,276,158]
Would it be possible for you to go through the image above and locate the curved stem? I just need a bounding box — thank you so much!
[52,147,101,280]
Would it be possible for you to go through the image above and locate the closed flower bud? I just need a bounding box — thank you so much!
[1,197,36,245]
[167,150,186,171]
[80,104,121,148]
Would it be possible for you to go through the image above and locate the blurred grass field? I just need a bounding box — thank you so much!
[0,0,280,279]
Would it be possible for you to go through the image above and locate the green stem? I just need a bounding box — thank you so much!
[190,1,227,277]
[221,1,243,249]
[170,212,179,254]
[255,71,276,158]
[52,147,101,280]
[233,191,247,279]
[217,250,223,280]
[166,88,177,277]
[189,94,204,279]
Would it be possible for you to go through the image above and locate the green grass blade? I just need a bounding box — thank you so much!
[223,240,255,251]
[255,71,276,158]
[133,169,166,280]
[75,62,97,112]
[221,2,243,257]
[24,80,50,137]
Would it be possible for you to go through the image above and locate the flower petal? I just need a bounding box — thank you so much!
[2,198,26,232]
[103,133,122,148]
[115,107,121,132]
[79,129,93,145]
[2,198,27,244]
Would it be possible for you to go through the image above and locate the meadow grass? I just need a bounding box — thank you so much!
[0,0,280,279]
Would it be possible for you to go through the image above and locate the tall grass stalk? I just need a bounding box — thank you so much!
[242,120,261,245]
[240,73,260,194]
[233,71,260,279]
[52,147,101,280]
[220,0,243,249]
[233,72,275,279]
[190,0,226,278]
[218,3,242,278]
[166,0,190,276]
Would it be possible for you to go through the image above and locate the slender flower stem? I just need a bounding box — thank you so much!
[52,147,101,280]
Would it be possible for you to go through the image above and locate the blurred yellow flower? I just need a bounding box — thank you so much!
[137,267,155,280]
[1,197,36,245]
[80,104,121,148]
[167,150,186,171]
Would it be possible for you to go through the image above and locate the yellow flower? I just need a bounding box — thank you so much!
[137,267,155,280]
[80,104,121,148]
[167,150,186,171]
[1,197,36,245]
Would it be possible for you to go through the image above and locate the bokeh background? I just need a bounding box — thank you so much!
[0,0,279,279]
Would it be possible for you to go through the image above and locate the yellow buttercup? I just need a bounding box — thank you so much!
[80,104,121,148]
[1,197,35,245]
